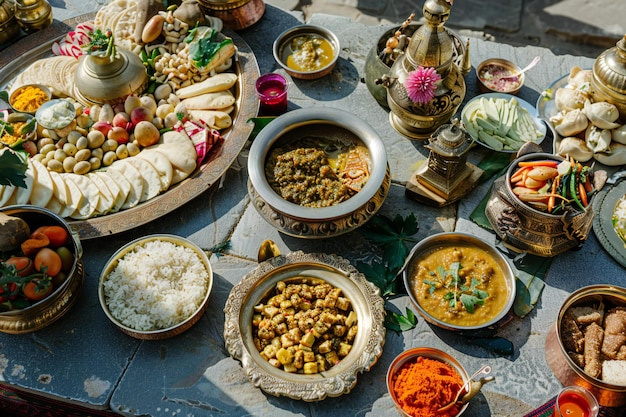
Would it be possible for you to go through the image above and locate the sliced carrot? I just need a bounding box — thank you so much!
[20,231,50,257]
[510,166,531,183]
[518,160,559,168]
[579,181,588,207]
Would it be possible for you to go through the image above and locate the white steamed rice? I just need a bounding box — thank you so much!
[614,194,626,246]
[103,240,209,331]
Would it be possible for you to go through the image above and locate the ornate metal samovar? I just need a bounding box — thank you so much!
[382,0,466,139]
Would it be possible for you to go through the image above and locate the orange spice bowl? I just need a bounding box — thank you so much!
[387,347,470,417]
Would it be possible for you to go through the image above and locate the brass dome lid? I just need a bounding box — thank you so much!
[593,34,626,95]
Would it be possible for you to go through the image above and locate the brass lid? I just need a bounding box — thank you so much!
[427,119,472,156]
[198,0,251,10]
[593,34,626,95]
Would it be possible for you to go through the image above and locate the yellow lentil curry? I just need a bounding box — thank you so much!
[286,34,334,72]
[409,244,509,327]
[265,136,371,207]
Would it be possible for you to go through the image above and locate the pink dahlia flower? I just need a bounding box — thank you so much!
[404,66,441,104]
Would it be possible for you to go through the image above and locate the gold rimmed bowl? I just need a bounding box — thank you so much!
[476,58,524,95]
[273,24,340,80]
[98,234,213,340]
[0,205,84,334]
[546,284,626,407]
[387,347,471,417]
[402,232,516,332]
[223,251,386,401]
[247,107,390,239]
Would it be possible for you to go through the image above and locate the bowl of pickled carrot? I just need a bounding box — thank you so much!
[387,347,469,417]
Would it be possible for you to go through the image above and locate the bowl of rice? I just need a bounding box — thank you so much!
[98,234,213,340]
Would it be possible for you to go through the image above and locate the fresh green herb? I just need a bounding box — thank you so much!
[185,22,199,43]
[83,29,117,61]
[358,213,419,270]
[188,28,234,70]
[356,258,399,298]
[426,261,489,314]
[385,307,417,332]
[0,91,8,103]
[0,150,28,187]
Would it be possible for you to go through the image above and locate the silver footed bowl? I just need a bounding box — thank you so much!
[247,107,390,239]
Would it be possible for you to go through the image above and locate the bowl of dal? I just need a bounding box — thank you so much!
[402,232,516,331]
[247,107,390,238]
[98,234,213,340]
[273,24,340,80]
[387,347,470,417]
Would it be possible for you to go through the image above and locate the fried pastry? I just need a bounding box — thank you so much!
[561,314,585,353]
[601,307,626,360]
[583,322,604,378]
[570,305,604,326]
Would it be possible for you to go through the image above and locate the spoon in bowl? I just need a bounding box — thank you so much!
[499,56,541,80]
[437,365,494,412]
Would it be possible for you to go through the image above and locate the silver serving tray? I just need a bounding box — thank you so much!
[0,16,259,239]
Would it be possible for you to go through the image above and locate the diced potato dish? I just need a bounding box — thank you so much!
[252,277,358,374]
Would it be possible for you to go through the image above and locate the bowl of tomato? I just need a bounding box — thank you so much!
[0,205,84,334]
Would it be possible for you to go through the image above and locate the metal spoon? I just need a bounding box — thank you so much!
[437,365,494,412]
[499,56,541,80]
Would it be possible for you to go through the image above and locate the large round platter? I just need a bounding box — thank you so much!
[0,15,260,240]
[592,177,626,268]
[462,92,546,153]
[223,251,386,401]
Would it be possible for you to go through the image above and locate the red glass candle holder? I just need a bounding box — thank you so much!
[553,386,599,417]
[255,73,288,116]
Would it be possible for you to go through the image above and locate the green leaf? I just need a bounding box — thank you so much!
[0,91,8,103]
[385,307,417,332]
[357,259,399,298]
[247,117,276,142]
[0,150,28,187]
[513,255,550,317]
[478,151,512,183]
[359,213,419,270]
[460,293,485,313]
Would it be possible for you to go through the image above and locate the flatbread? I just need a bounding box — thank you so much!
[124,157,162,202]
[64,173,101,219]
[98,169,130,212]
[14,165,35,205]
[135,149,173,191]
[49,171,75,218]
[61,172,85,218]
[108,159,144,208]
[29,159,54,208]
[87,172,116,215]
[146,131,197,184]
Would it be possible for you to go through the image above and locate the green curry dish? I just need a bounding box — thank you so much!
[424,262,490,314]
[188,28,234,72]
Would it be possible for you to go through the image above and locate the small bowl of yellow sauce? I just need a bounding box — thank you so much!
[273,24,340,80]
[402,232,516,331]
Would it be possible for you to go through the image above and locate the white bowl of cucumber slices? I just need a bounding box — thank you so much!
[461,93,547,153]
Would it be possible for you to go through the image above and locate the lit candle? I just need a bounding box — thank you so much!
[255,73,288,116]
[553,386,599,417]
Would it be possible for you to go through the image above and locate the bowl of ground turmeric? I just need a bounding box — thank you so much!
[9,83,52,115]
[387,347,470,417]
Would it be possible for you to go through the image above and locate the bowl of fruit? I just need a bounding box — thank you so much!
[0,205,84,334]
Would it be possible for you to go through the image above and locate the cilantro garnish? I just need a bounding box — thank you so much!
[426,261,489,314]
